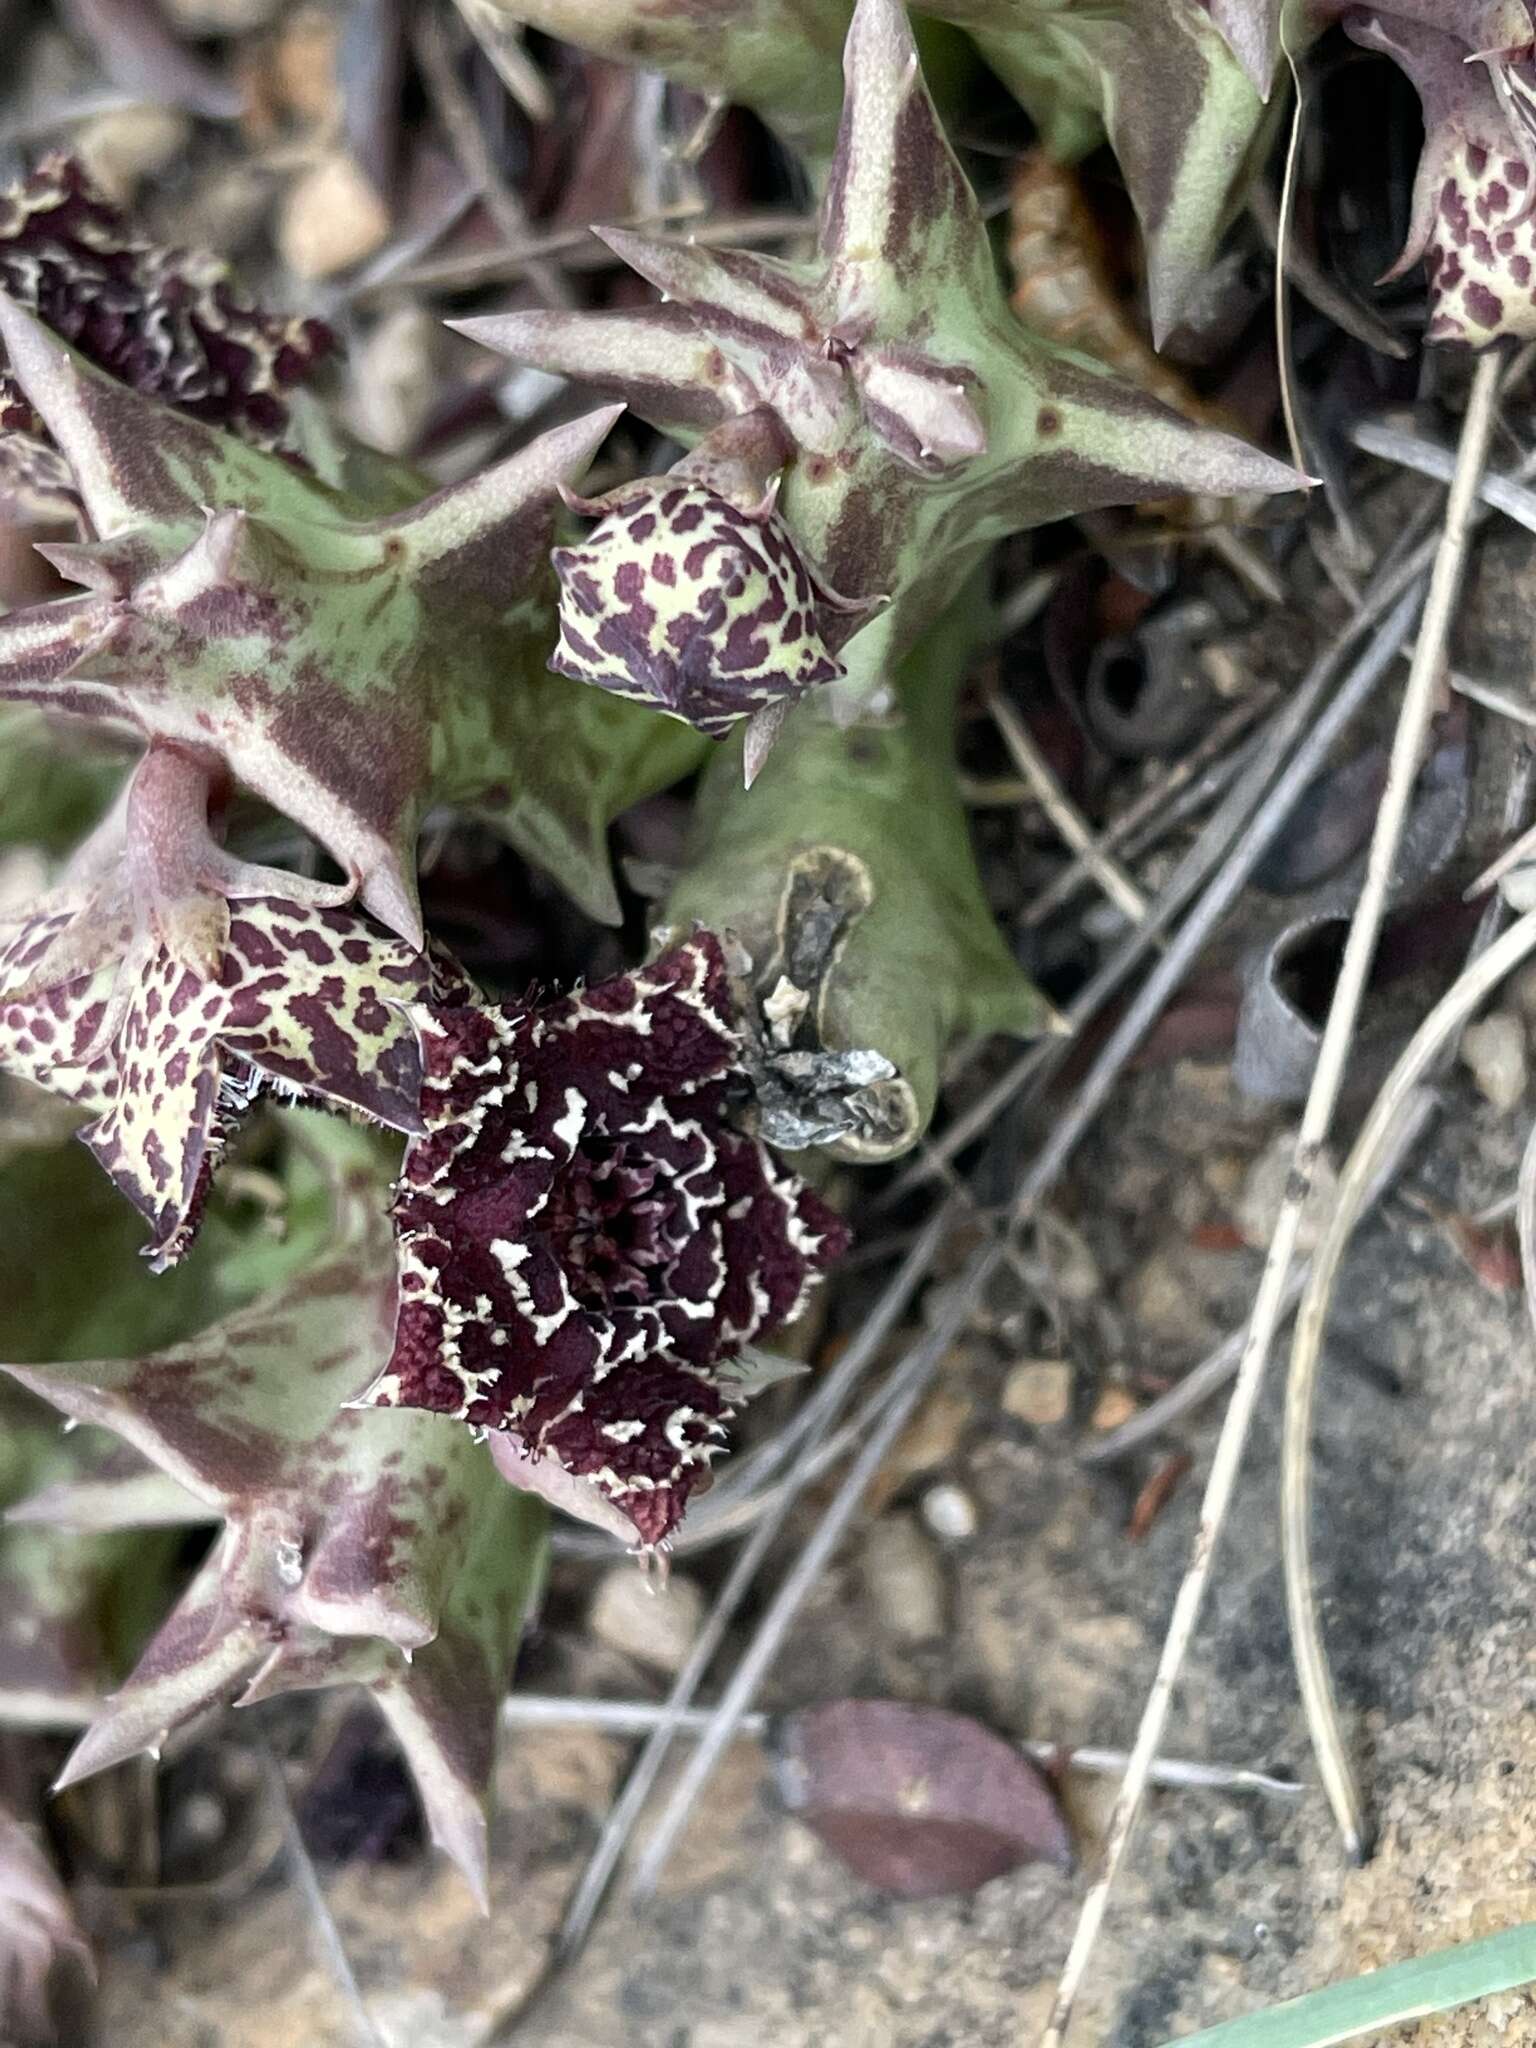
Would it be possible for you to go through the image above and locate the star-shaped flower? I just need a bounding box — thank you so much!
[0,300,706,943]
[4,1122,544,1904]
[360,932,847,1547]
[460,0,1301,703]
[0,744,464,1267]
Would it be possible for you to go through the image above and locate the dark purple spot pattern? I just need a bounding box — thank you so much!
[550,481,844,738]
[0,154,330,452]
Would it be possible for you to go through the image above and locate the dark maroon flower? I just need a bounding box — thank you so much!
[0,154,331,455]
[362,932,848,1546]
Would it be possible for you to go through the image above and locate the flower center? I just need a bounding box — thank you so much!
[543,1137,678,1309]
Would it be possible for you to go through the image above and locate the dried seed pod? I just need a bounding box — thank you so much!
[774,1698,1073,1897]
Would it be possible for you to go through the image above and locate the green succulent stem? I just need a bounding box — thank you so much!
[662,579,1049,1159]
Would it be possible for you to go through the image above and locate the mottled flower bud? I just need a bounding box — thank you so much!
[551,479,845,746]
[1345,10,1536,345]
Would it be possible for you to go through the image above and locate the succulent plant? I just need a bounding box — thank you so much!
[359,931,847,1548]
[462,0,1300,720]
[0,1805,96,2048]
[0,301,707,946]
[924,0,1278,343]
[0,1133,253,1734]
[4,1119,546,1903]
[660,581,1049,1161]
[449,0,855,163]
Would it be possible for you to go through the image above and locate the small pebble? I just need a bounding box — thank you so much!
[1126,1249,1198,1340]
[347,306,441,456]
[1511,963,1536,1023]
[919,1482,977,1542]
[1001,1359,1073,1428]
[164,0,283,26]
[1090,1385,1139,1432]
[1461,1012,1527,1113]
[1234,1130,1339,1255]
[1200,1151,1246,1203]
[588,1565,704,1675]
[74,106,192,204]
[269,8,341,126]
[277,152,390,280]
[860,1512,945,1644]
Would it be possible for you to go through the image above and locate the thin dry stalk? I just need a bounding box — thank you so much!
[410,4,574,308]
[257,1743,386,2048]
[626,1246,1004,1898]
[1080,1088,1438,1465]
[985,683,1148,924]
[1023,694,1276,929]
[1283,908,1536,1851]
[1037,350,1502,2048]
[541,1201,959,1965]
[1354,421,1536,533]
[498,1696,1303,1797]
[1520,1117,1536,1339]
[887,518,1442,1209]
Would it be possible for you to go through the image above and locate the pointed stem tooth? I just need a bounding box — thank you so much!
[742,699,790,788]
[32,540,135,597]
[358,859,424,954]
[0,297,169,538]
[383,403,626,575]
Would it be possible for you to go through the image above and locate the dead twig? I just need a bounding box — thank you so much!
[256,1742,386,2048]
[410,4,574,308]
[985,683,1149,926]
[626,1245,1003,1900]
[1037,350,1502,2048]
[1283,909,1536,1852]
[497,1696,1304,1798]
[1353,420,1536,535]
[532,1202,959,1976]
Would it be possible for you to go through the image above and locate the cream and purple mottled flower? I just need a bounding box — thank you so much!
[551,480,844,741]
[0,154,330,518]
[0,889,455,1268]
[362,932,848,1547]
